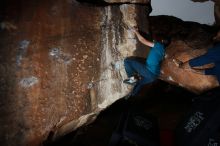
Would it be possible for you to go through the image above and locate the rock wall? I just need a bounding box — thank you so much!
[0,0,150,146]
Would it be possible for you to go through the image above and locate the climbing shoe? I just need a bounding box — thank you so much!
[123,76,137,85]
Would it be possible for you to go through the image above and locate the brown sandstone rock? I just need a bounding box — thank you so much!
[0,0,151,146]
[160,40,219,94]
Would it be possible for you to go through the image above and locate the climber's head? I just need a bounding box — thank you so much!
[152,33,171,48]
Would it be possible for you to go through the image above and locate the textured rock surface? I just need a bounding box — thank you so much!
[160,40,219,94]
[0,0,150,146]
[150,16,219,94]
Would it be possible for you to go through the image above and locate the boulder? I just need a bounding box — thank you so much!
[149,15,219,94]
[0,0,150,146]
[160,40,219,94]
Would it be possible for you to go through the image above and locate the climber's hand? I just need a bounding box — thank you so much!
[173,59,183,68]
[129,26,138,34]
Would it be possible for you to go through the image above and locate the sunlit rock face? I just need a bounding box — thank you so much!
[150,16,219,94]
[0,0,150,146]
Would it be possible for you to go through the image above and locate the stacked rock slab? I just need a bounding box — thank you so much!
[0,0,150,146]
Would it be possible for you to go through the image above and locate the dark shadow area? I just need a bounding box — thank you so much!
[149,15,219,49]
[44,81,197,146]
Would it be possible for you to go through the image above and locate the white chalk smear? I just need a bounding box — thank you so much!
[19,76,39,88]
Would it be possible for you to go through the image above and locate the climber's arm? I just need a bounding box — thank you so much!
[131,28,154,48]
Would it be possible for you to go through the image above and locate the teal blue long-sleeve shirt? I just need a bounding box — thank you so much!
[146,42,165,76]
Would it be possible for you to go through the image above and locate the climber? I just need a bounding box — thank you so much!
[173,42,220,84]
[123,27,170,97]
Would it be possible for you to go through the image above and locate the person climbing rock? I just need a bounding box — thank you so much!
[173,42,220,85]
[123,27,170,97]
